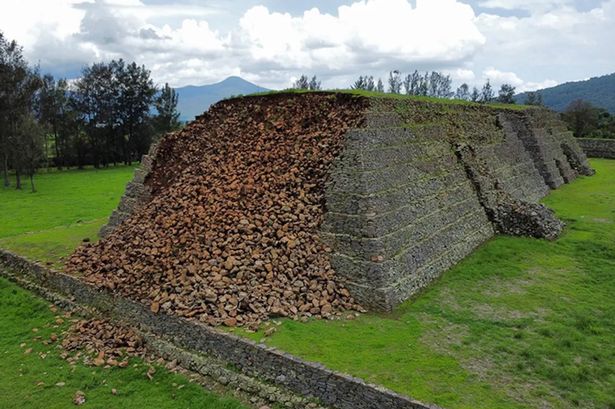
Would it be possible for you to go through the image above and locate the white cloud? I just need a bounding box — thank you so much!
[483,67,524,86]
[447,68,477,82]
[239,0,485,71]
[1,0,613,93]
[474,0,615,86]
[523,79,558,92]
[0,0,84,46]
[1,0,488,88]
[478,0,573,11]
[481,68,558,92]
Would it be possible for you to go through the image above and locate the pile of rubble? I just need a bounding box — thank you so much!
[61,319,146,367]
[67,93,368,327]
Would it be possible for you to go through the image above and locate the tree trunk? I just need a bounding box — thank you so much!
[44,132,50,170]
[2,153,9,188]
[124,127,131,166]
[30,174,36,193]
[54,128,62,170]
[15,171,22,190]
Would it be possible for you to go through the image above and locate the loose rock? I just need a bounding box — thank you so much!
[66,94,368,327]
[61,319,146,366]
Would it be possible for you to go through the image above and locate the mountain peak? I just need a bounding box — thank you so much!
[221,75,249,83]
[176,76,269,121]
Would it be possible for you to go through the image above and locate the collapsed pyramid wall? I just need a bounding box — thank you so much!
[69,93,369,327]
[90,94,593,318]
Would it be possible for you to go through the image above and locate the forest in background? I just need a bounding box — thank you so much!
[0,31,181,192]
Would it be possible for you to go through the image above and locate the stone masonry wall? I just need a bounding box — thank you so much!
[323,100,593,311]
[501,110,594,188]
[99,142,159,238]
[578,138,615,159]
[321,111,494,310]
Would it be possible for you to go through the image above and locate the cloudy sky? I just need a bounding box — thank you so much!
[1,0,613,91]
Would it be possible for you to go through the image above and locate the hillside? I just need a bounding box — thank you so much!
[176,76,269,121]
[516,73,615,113]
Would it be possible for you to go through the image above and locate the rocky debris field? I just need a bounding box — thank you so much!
[67,93,369,328]
[61,319,146,367]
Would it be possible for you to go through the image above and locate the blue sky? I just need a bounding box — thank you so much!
[1,0,613,91]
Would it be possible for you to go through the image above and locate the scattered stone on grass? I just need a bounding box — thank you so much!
[61,319,146,367]
[73,391,86,406]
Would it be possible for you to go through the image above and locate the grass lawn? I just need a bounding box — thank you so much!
[234,159,615,409]
[1,159,614,409]
[0,166,135,267]
[0,277,247,409]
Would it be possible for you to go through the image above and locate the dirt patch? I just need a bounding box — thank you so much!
[418,313,470,355]
[480,276,533,298]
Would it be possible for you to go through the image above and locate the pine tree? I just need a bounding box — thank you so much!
[153,83,181,137]
[497,84,516,104]
[455,83,470,101]
[480,80,494,103]
[471,87,480,102]
[366,76,375,91]
[388,70,402,94]
[293,75,310,90]
[352,76,367,90]
[525,91,544,106]
[308,76,321,90]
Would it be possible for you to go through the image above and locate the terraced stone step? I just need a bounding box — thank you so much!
[324,178,478,236]
[327,158,462,195]
[335,213,493,308]
[325,175,475,216]
[343,127,422,149]
[322,193,486,260]
[366,225,494,309]
[335,140,453,172]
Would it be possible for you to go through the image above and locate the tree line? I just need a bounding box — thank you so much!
[295,70,532,105]
[0,31,180,192]
[562,99,615,139]
[294,71,615,139]
[354,70,520,104]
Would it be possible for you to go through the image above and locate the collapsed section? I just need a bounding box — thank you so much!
[68,93,369,327]
[68,93,594,322]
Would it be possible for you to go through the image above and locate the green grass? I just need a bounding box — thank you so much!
[243,89,530,111]
[2,157,614,408]
[0,276,247,409]
[0,166,135,265]
[232,159,615,409]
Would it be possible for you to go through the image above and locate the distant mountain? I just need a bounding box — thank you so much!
[176,76,269,121]
[516,73,615,113]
